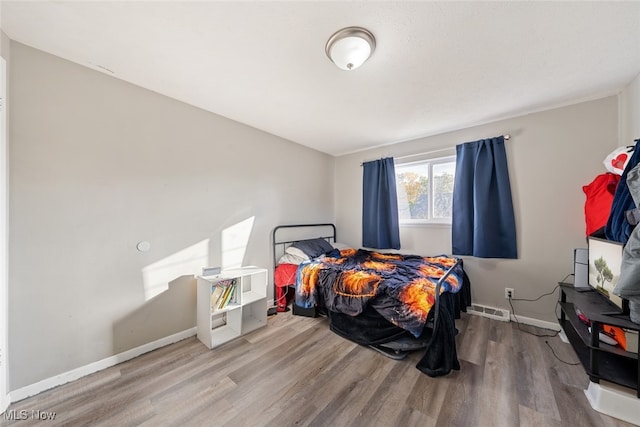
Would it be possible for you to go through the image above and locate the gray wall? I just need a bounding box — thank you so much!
[0,32,9,59]
[335,96,618,323]
[0,28,9,410]
[621,72,640,145]
[9,42,334,390]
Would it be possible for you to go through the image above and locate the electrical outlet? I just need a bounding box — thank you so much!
[505,288,514,299]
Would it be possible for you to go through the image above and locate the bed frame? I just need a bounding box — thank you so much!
[271,223,336,316]
[272,223,336,270]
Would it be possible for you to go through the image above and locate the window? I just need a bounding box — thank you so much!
[395,156,456,224]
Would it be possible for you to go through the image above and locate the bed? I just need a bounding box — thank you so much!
[272,223,471,377]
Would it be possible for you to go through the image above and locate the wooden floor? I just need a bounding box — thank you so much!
[1,312,637,427]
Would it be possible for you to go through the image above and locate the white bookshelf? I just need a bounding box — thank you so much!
[196,266,268,349]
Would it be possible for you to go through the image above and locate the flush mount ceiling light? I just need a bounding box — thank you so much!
[325,26,376,71]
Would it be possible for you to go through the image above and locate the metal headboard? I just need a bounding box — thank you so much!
[271,223,336,271]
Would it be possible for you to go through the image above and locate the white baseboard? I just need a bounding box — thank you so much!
[467,304,510,322]
[466,304,560,332]
[558,328,569,343]
[585,381,640,426]
[8,327,197,404]
[510,313,560,331]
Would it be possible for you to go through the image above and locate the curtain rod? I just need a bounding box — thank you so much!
[361,134,511,166]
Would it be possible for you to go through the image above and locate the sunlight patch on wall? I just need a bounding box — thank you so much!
[222,217,255,269]
[142,239,209,300]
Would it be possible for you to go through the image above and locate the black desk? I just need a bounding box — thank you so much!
[558,283,639,398]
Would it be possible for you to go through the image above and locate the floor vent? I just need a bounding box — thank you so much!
[467,304,510,322]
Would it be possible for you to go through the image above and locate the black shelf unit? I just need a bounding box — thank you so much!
[558,283,639,398]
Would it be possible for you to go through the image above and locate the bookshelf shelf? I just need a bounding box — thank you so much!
[243,290,265,305]
[197,266,268,349]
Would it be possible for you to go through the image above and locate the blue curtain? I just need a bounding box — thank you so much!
[362,157,401,249]
[452,136,517,258]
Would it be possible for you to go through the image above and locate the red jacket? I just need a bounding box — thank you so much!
[583,173,620,236]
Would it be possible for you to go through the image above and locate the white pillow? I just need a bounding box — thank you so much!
[284,246,310,261]
[278,253,307,265]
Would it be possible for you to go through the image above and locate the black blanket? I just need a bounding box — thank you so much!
[327,280,469,377]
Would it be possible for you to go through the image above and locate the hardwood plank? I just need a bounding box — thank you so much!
[519,404,563,427]
[434,359,485,426]
[405,364,452,418]
[456,314,490,365]
[225,327,352,425]
[87,399,155,427]
[260,338,360,426]
[488,318,515,346]
[511,323,562,421]
[551,376,616,427]
[141,377,238,427]
[294,346,395,426]
[395,407,437,427]
[540,334,590,390]
[348,358,420,427]
[476,340,520,426]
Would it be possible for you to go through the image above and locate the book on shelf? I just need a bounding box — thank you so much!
[218,281,236,310]
[212,278,237,311]
[210,285,225,309]
[224,283,237,307]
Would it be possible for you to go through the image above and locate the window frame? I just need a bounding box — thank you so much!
[395,154,456,226]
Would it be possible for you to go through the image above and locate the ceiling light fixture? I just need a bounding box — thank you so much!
[325,26,376,71]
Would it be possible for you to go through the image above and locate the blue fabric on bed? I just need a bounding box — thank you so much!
[325,248,341,258]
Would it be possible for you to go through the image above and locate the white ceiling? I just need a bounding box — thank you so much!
[1,1,639,156]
